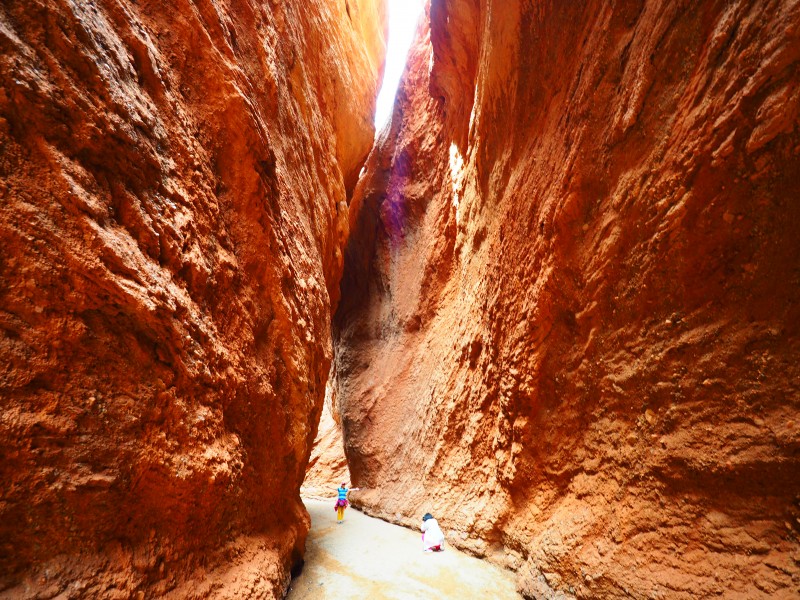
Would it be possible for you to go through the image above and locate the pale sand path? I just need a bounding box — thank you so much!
[286,499,521,600]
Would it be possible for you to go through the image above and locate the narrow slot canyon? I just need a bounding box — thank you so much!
[1,1,799,600]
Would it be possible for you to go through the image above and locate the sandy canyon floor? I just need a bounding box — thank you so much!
[286,500,520,599]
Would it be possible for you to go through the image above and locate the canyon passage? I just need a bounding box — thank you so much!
[1,0,799,599]
[285,499,519,600]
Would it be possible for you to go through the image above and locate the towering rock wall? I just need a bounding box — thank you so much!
[301,393,351,501]
[336,1,800,598]
[0,0,385,597]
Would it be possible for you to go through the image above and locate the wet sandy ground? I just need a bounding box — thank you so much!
[286,499,520,600]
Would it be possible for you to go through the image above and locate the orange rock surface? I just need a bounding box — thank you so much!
[336,1,800,598]
[301,394,351,502]
[0,0,385,597]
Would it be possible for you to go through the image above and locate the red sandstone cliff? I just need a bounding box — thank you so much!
[0,0,384,597]
[301,390,351,501]
[336,1,800,598]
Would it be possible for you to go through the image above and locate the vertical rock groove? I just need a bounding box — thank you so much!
[336,1,800,598]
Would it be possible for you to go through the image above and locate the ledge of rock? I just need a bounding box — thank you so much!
[0,0,385,597]
[336,1,800,598]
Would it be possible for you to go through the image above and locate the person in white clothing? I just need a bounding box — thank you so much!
[421,513,445,552]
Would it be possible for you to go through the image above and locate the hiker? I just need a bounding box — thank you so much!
[421,513,445,552]
[334,482,360,523]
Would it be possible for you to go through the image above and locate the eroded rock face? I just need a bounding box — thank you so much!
[336,1,800,598]
[301,389,351,501]
[0,0,384,597]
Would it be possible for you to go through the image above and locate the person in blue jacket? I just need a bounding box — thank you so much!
[334,482,359,523]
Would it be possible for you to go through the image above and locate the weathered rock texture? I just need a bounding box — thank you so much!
[0,0,384,597]
[336,1,800,598]
[301,390,351,501]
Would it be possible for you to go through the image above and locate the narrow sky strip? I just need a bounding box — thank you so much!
[374,0,426,129]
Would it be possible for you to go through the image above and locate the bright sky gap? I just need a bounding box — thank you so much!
[374,0,426,129]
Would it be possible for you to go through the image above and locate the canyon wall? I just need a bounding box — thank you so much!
[301,391,351,501]
[0,0,384,597]
[336,1,800,598]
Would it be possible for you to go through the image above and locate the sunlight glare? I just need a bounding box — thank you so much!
[374,0,426,129]
[449,142,465,225]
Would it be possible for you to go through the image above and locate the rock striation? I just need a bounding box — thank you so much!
[336,1,800,598]
[0,0,384,597]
